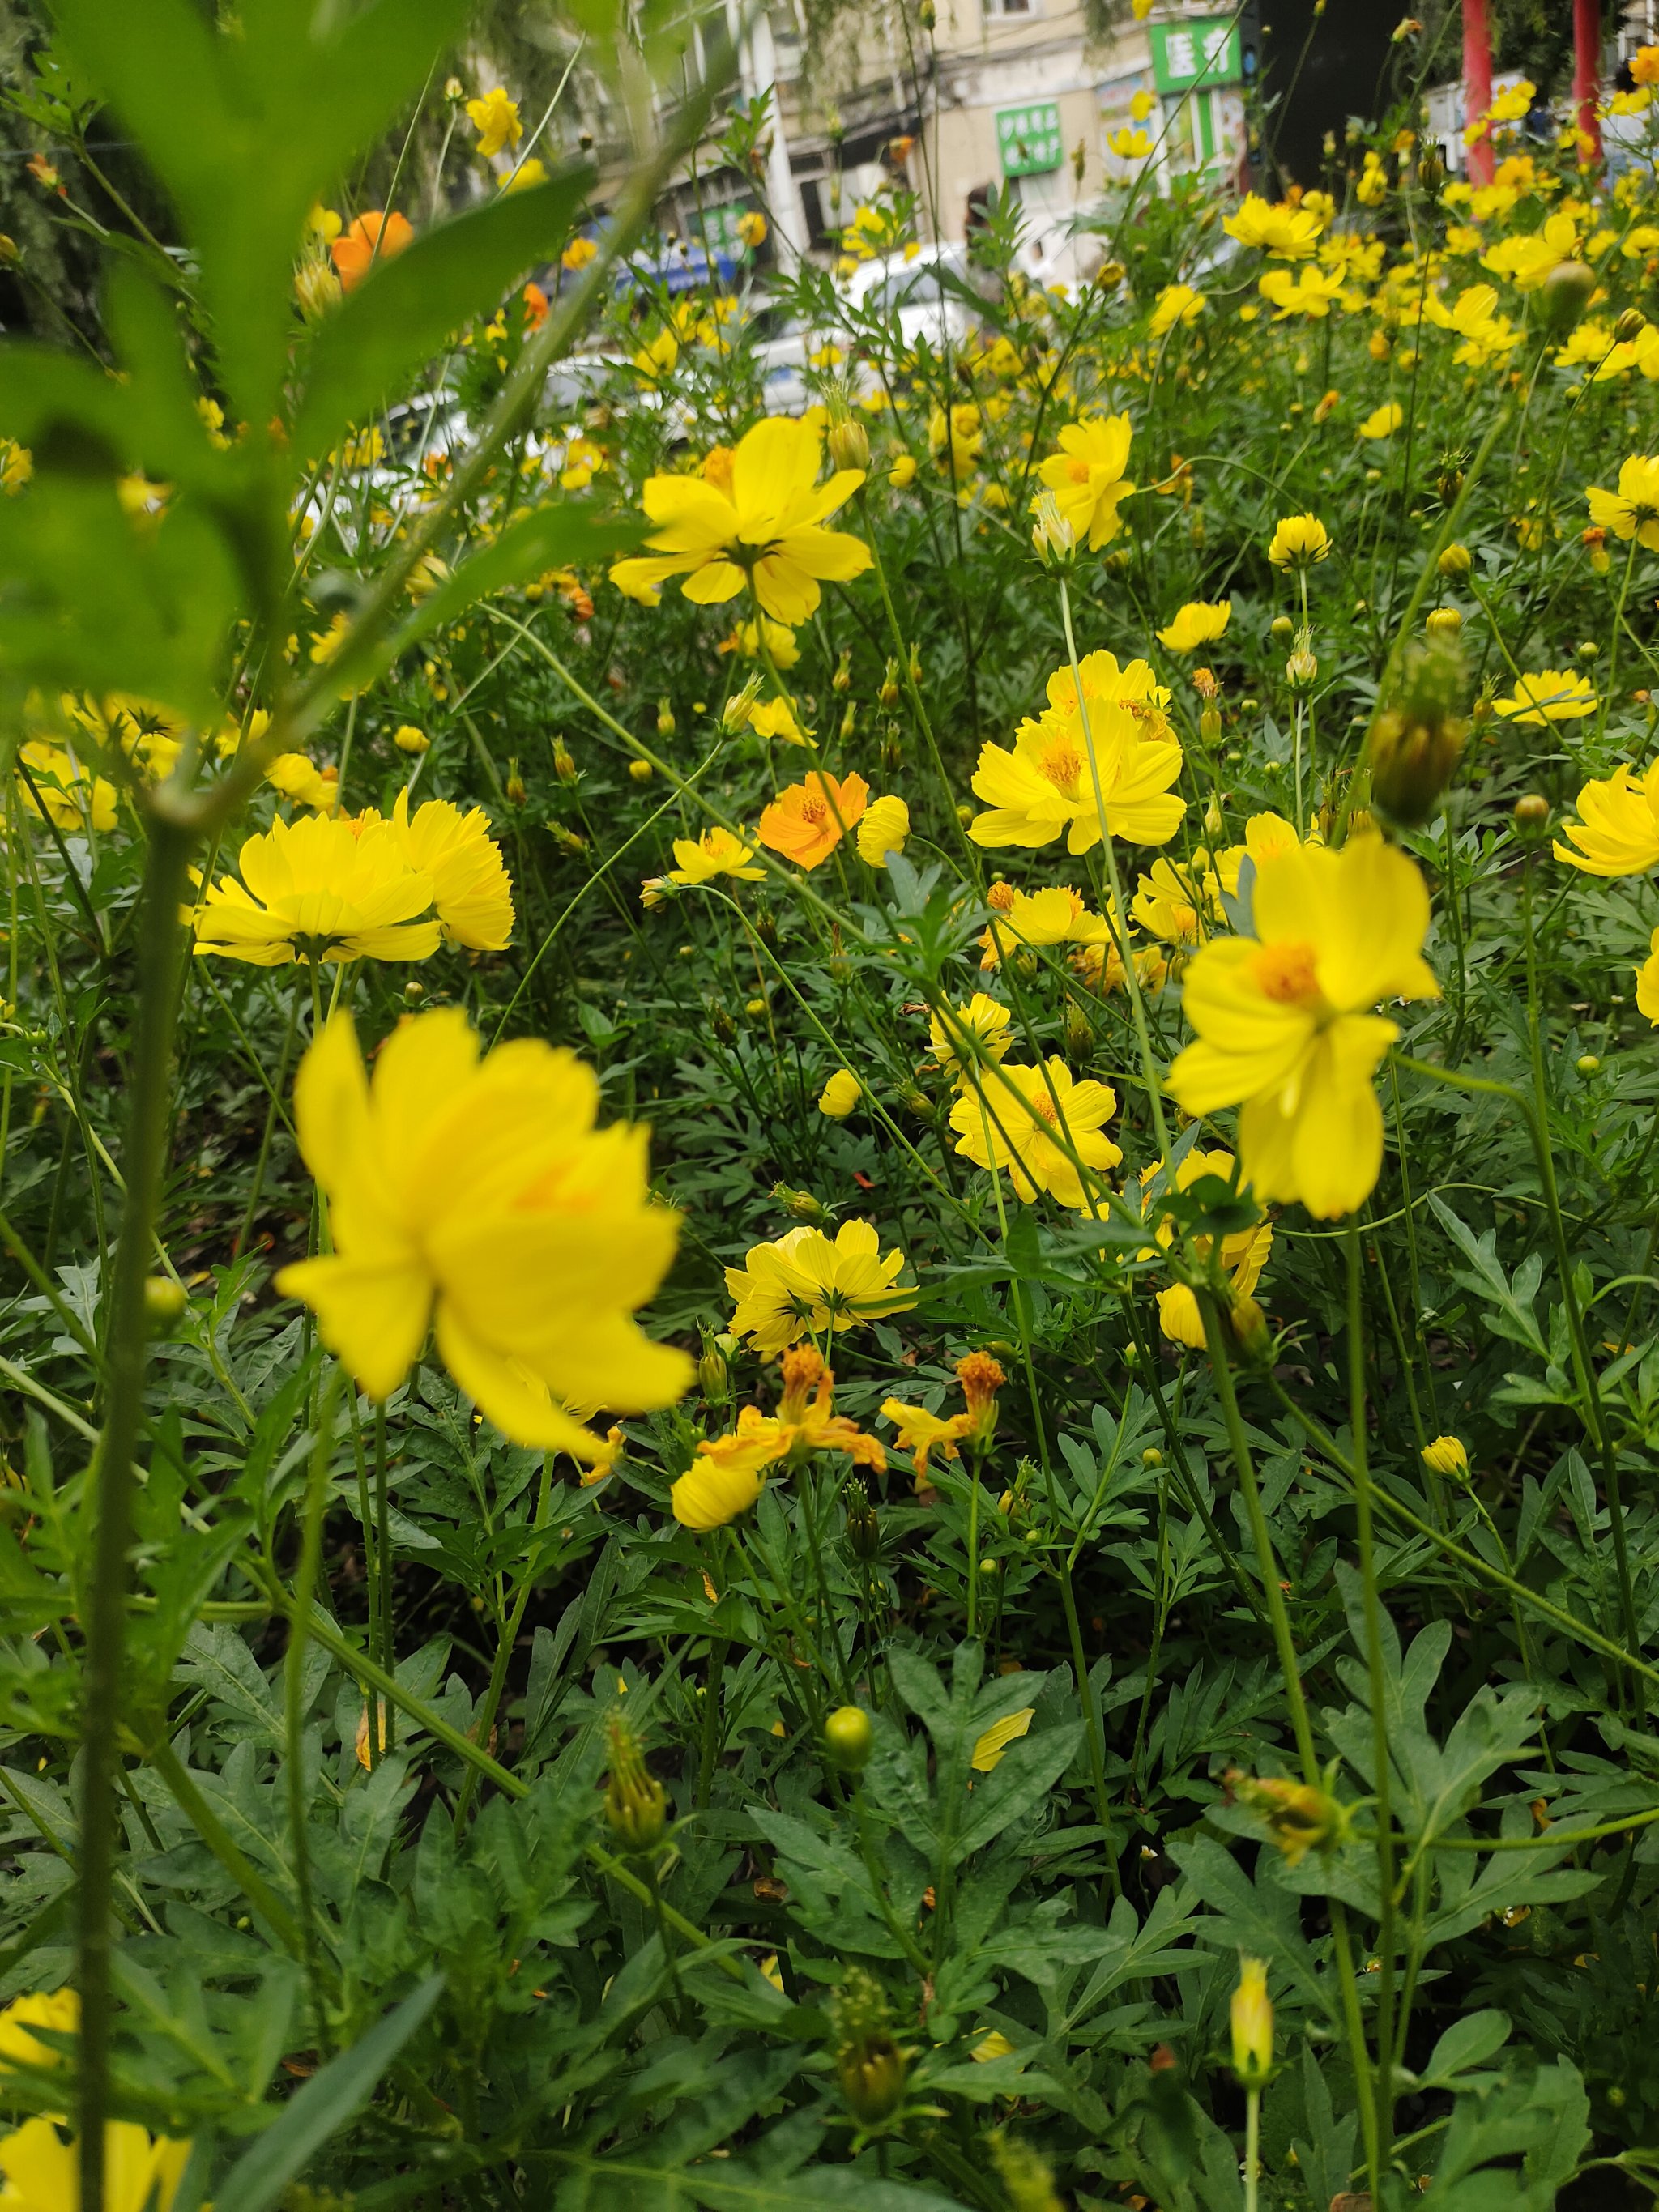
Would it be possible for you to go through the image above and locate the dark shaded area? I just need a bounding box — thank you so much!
[1259,0,1414,190]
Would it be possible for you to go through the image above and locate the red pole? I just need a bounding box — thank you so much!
[1463,0,1495,185]
[1574,0,1603,165]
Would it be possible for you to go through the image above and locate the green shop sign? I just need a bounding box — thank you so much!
[996,101,1063,177]
[1149,17,1242,92]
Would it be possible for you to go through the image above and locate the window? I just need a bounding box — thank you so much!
[985,0,1034,16]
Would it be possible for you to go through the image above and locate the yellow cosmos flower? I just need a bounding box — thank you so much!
[1157,600,1231,652]
[1554,761,1659,876]
[1034,415,1136,551]
[1358,402,1404,439]
[676,1346,885,1529]
[1166,836,1438,1220]
[855,793,911,864]
[1585,455,1659,550]
[275,1010,691,1452]
[970,1708,1034,1771]
[929,402,983,479]
[950,1058,1122,1208]
[1268,514,1331,569]
[609,417,871,624]
[889,452,918,489]
[725,1219,916,1353]
[1421,1434,1469,1477]
[191,814,441,967]
[819,1068,862,1118]
[881,1398,973,1479]
[1149,283,1205,336]
[667,825,766,887]
[15,741,117,834]
[928,991,1014,1076]
[746,696,810,744]
[1495,670,1597,725]
[1257,266,1346,320]
[723,615,800,668]
[465,87,522,157]
[1223,193,1323,258]
[1637,928,1659,1023]
[969,652,1185,855]
[383,791,514,950]
[0,1988,77,2070]
[1132,852,1224,945]
[979,883,1116,969]
[267,752,339,812]
[0,2120,190,2212]
[1137,1149,1272,1349]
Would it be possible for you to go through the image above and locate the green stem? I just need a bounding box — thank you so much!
[285,1365,346,2046]
[77,818,192,2212]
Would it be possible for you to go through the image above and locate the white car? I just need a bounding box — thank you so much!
[843,244,977,356]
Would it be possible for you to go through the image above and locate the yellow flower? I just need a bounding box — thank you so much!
[0,1989,76,2070]
[1586,455,1659,551]
[1166,835,1438,1219]
[969,652,1185,855]
[950,1058,1121,1208]
[384,790,514,950]
[1108,125,1153,158]
[758,769,868,868]
[856,793,911,864]
[1157,599,1231,652]
[610,417,871,624]
[1421,1434,1469,1477]
[736,209,768,249]
[466,87,522,158]
[1637,927,1659,1023]
[393,724,430,755]
[1358,401,1404,439]
[667,825,766,886]
[881,1398,973,1479]
[1149,283,1205,336]
[676,1345,885,1526]
[978,883,1116,969]
[1257,266,1346,320]
[819,1068,862,1118]
[0,437,32,493]
[0,2119,190,2212]
[889,453,918,489]
[1495,670,1597,726]
[1223,193,1323,258]
[746,696,810,744]
[1229,1958,1273,2086]
[1132,853,1223,945]
[192,814,440,967]
[275,1010,690,1451]
[928,992,1014,1076]
[562,234,599,271]
[1554,761,1659,876]
[15,741,117,834]
[725,1220,916,1353]
[1267,514,1331,569]
[971,1708,1035,1771]
[929,402,983,478]
[501,157,547,193]
[724,615,800,668]
[1034,415,1136,551]
[1137,1149,1273,1349]
[267,752,339,812]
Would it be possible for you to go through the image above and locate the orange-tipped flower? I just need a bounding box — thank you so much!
[758,769,869,870]
[331,210,414,292]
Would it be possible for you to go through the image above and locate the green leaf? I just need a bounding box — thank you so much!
[1416,2009,1512,2090]
[291,169,593,467]
[957,1720,1084,1857]
[211,1975,443,2212]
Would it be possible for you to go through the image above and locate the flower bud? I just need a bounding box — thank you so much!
[393,722,429,754]
[1270,614,1294,644]
[1418,148,1444,196]
[655,698,676,738]
[552,735,578,783]
[1229,1294,1271,1361]
[1425,606,1461,637]
[1437,541,1472,581]
[823,1704,874,1771]
[1229,1956,1274,2088]
[505,769,527,806]
[827,414,870,472]
[1228,1770,1346,1864]
[1064,1002,1093,1059]
[1367,637,1469,827]
[1031,490,1078,569]
[832,1968,907,2125]
[1512,792,1549,832]
[1199,706,1222,745]
[1615,307,1648,345]
[1421,1433,1470,1478]
[698,1340,731,1399]
[1537,259,1595,334]
[832,648,853,693]
[771,1183,833,1225]
[844,1490,881,1562]
[711,1004,737,1044]
[1285,647,1318,691]
[879,658,902,710]
[295,258,343,324]
[144,1276,188,1332]
[603,1719,667,1856]
[629,757,655,782]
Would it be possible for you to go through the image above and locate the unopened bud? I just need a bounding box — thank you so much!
[603,1719,667,1855]
[1199,706,1222,745]
[1615,307,1648,345]
[823,1704,874,1771]
[1513,792,1550,831]
[1030,488,1077,569]
[827,414,870,471]
[844,1490,881,1562]
[1270,614,1294,643]
[1425,606,1461,637]
[1438,541,1472,581]
[832,1968,907,2125]
[144,1276,187,1332]
[832,648,853,693]
[1369,636,1468,826]
[1230,1957,1274,2088]
[552,736,578,783]
[1418,148,1444,196]
[1286,648,1318,690]
[771,1183,833,1225]
[655,698,676,737]
[879,658,902,710]
[629,757,655,782]
[1538,259,1595,335]
[1228,1770,1347,1865]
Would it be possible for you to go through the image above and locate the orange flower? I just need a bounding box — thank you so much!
[522,281,549,330]
[330,211,414,292]
[757,770,868,869]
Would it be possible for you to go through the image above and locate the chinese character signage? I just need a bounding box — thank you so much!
[996,101,1064,177]
[1149,17,1242,92]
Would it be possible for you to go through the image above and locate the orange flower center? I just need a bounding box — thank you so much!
[1030,1093,1059,1126]
[800,797,828,826]
[1252,937,1322,1008]
[1067,458,1093,484]
[1042,744,1083,796]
